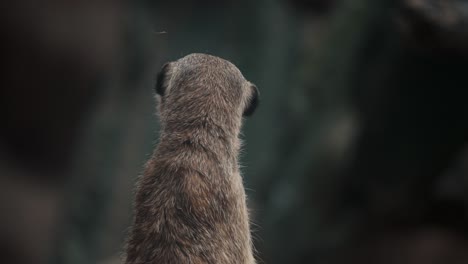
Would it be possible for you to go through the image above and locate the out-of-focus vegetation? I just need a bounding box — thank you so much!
[2,0,468,264]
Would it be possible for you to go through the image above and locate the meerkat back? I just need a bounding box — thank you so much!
[125,53,259,264]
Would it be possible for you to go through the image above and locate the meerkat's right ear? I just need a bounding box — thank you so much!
[243,84,259,117]
[155,62,172,96]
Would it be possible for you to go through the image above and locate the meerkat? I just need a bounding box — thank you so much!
[124,53,259,264]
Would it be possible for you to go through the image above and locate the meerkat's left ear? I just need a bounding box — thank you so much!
[155,62,172,96]
[243,84,259,117]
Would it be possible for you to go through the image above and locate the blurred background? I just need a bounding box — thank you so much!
[2,0,468,263]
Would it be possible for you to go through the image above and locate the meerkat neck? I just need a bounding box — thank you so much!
[159,117,242,168]
[164,114,241,144]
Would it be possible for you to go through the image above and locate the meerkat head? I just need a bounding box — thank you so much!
[154,53,259,124]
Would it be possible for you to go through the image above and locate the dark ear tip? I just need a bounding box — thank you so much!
[155,63,170,96]
[243,84,259,117]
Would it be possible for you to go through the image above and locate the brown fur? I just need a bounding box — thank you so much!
[125,53,258,264]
